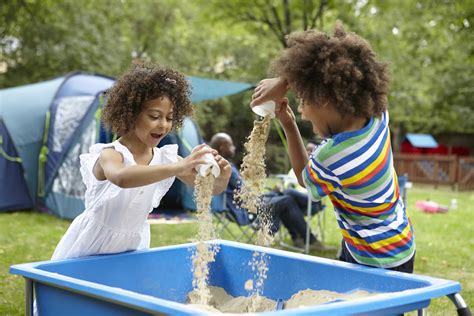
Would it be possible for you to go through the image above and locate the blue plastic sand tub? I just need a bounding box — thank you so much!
[10,240,470,315]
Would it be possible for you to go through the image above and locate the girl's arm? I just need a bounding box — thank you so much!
[97,145,213,188]
[275,99,308,187]
[175,155,197,187]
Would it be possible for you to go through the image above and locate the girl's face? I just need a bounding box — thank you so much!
[134,96,174,147]
[298,100,333,138]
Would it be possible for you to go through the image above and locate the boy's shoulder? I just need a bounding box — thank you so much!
[312,139,338,163]
[313,138,359,166]
[313,113,388,167]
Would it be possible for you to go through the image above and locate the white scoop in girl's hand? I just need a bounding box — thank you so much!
[251,100,276,118]
[195,153,221,177]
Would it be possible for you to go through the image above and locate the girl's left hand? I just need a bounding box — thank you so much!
[214,155,232,180]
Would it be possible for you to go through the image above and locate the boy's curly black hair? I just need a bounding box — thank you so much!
[102,62,193,135]
[272,21,389,118]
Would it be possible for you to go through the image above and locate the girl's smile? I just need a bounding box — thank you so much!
[151,132,163,140]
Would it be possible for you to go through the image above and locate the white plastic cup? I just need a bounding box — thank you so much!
[251,100,276,118]
[195,153,220,178]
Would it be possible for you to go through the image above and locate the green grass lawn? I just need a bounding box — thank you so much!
[1,185,472,315]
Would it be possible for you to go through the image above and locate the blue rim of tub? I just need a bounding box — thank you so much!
[10,239,462,315]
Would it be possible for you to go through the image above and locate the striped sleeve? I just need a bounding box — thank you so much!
[303,157,341,201]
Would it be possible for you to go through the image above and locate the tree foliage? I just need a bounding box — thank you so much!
[0,0,472,171]
[336,0,474,134]
[0,0,133,85]
[205,0,329,47]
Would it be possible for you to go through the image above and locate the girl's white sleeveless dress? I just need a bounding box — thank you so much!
[51,140,178,260]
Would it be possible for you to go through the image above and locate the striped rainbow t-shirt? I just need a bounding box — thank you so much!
[302,111,415,268]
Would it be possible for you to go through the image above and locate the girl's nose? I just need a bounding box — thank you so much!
[297,103,303,113]
[158,117,171,126]
[154,123,169,133]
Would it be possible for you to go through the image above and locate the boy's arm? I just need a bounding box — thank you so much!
[282,120,308,187]
[250,78,307,185]
[276,99,308,187]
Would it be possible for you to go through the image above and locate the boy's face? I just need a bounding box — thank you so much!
[298,100,332,138]
[134,96,174,147]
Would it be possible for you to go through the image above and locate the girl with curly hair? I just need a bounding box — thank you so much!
[51,62,231,260]
[251,22,415,273]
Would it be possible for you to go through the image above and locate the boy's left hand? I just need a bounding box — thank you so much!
[275,97,296,127]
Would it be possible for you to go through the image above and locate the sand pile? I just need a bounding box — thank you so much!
[189,286,375,313]
[233,115,276,312]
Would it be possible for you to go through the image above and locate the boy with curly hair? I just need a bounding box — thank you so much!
[251,22,415,272]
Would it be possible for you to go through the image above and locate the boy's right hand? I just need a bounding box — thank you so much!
[250,77,289,107]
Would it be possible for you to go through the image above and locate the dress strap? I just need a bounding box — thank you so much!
[109,140,135,165]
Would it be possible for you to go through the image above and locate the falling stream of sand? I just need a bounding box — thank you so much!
[189,172,219,306]
[187,115,378,313]
[234,115,276,312]
[235,115,272,216]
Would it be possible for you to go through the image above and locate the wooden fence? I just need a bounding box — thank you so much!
[393,154,474,190]
[458,157,474,191]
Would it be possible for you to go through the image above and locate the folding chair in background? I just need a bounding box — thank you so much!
[269,174,326,254]
[398,174,410,207]
[211,192,257,244]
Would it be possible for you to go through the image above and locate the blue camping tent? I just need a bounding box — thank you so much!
[0,72,253,218]
[157,117,205,212]
[0,73,115,217]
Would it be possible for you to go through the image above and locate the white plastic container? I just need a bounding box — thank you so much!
[251,100,276,118]
[450,198,457,210]
[195,153,220,178]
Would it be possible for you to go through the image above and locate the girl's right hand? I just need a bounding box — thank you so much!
[175,144,215,177]
[250,77,289,107]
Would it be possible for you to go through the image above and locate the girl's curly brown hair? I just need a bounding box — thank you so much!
[102,62,193,135]
[272,21,389,118]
